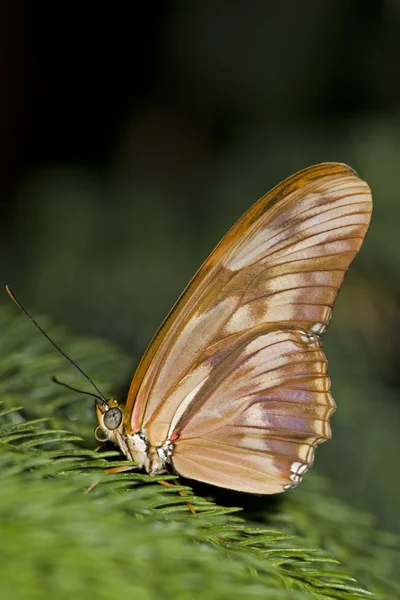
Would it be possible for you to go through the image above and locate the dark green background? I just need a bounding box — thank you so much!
[1,2,399,533]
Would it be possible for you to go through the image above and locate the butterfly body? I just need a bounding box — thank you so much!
[96,405,173,474]
[96,163,372,494]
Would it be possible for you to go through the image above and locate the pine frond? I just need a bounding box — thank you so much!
[1,305,398,600]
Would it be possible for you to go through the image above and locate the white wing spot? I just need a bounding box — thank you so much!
[289,461,309,483]
[311,323,326,336]
[299,331,318,345]
[283,483,298,491]
[300,322,326,345]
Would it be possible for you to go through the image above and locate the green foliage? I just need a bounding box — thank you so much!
[0,306,398,600]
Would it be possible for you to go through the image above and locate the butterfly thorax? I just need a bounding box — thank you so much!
[118,429,175,474]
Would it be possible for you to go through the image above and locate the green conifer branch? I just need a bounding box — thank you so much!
[1,306,398,599]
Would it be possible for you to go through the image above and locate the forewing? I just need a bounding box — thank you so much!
[125,163,372,466]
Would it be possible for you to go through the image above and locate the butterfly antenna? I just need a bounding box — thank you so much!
[50,375,106,403]
[5,285,108,407]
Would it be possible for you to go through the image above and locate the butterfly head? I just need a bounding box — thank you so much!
[94,398,156,470]
[94,398,125,443]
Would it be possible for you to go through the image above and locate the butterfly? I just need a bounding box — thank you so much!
[94,162,372,494]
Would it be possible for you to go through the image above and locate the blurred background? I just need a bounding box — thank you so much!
[1,2,399,533]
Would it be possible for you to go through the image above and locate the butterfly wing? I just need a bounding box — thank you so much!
[125,162,372,492]
[172,327,332,493]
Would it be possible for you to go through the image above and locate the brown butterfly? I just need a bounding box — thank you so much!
[91,162,372,494]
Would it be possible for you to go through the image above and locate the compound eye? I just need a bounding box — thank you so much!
[103,407,123,431]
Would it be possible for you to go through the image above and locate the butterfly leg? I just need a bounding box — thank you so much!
[85,464,136,494]
[158,479,196,515]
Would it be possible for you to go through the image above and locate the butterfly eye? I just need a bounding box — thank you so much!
[103,407,123,431]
